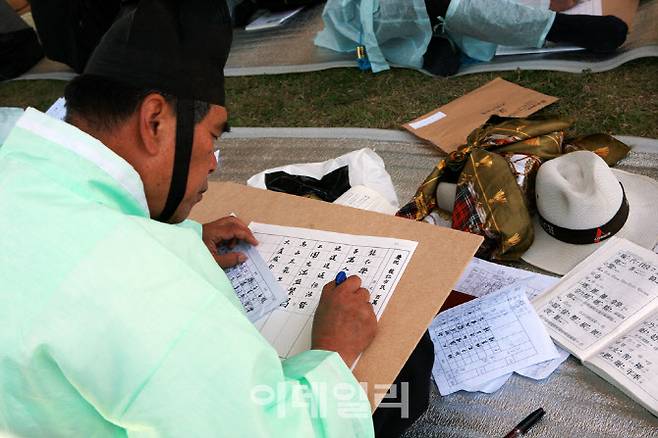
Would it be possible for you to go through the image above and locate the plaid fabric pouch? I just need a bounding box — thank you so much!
[452,149,533,260]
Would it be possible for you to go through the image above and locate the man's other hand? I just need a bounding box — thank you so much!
[202,216,258,268]
[311,275,377,367]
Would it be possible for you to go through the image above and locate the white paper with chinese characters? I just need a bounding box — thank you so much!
[450,281,571,392]
[533,237,658,416]
[533,238,658,360]
[429,283,560,395]
[247,222,417,359]
[221,242,287,323]
[333,185,398,215]
[586,313,658,416]
[454,259,569,381]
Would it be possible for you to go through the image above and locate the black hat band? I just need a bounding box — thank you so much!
[156,98,194,222]
[538,183,629,245]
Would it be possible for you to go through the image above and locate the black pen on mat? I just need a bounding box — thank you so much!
[503,408,545,438]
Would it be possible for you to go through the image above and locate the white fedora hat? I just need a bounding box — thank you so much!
[522,150,658,275]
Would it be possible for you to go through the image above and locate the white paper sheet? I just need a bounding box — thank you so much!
[495,43,583,56]
[430,283,560,395]
[565,0,603,16]
[474,373,512,393]
[455,258,559,301]
[333,185,398,215]
[221,242,287,323]
[245,7,304,31]
[477,344,571,386]
[45,97,67,121]
[516,346,570,379]
[249,223,417,358]
[408,111,447,129]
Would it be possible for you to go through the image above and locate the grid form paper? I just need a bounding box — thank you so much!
[248,223,417,359]
[221,241,287,323]
[430,283,559,395]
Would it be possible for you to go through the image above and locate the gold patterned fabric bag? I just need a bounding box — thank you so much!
[396,115,630,260]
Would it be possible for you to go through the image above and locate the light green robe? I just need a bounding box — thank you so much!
[0,108,374,437]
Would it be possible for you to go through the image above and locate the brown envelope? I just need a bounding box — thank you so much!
[403,78,558,154]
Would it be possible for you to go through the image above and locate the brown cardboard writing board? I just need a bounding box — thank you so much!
[190,182,483,409]
[403,78,558,154]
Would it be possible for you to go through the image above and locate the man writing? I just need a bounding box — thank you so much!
[0,0,386,435]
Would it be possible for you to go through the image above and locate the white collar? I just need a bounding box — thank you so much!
[16,107,150,215]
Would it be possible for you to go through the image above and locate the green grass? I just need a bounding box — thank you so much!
[1,57,657,138]
[0,79,67,112]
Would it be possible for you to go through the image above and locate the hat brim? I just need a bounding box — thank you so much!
[521,169,658,275]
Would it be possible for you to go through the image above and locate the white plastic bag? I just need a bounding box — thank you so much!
[247,147,399,208]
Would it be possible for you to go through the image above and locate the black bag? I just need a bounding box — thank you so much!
[0,28,43,80]
[29,0,123,73]
[264,166,351,202]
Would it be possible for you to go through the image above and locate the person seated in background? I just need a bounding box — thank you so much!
[0,0,43,80]
[315,0,629,76]
[27,0,319,73]
[27,0,131,73]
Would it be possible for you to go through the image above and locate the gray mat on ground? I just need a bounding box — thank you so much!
[212,127,658,437]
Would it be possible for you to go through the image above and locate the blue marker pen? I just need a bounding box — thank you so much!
[335,271,347,285]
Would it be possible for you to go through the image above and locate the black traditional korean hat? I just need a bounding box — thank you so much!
[84,0,232,221]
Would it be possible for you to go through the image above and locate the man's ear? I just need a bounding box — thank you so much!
[138,93,176,156]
